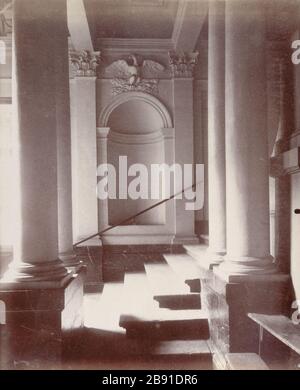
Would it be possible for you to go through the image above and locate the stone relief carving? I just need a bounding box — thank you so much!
[105,54,165,95]
[69,50,102,77]
[168,51,199,78]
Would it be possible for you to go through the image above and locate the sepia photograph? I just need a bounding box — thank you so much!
[0,0,300,376]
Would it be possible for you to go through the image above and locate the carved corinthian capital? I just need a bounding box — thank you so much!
[69,50,101,77]
[168,51,199,78]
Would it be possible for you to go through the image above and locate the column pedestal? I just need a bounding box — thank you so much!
[0,270,85,369]
[198,262,291,369]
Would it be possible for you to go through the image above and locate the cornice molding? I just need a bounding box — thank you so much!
[107,129,164,145]
[96,127,174,143]
[97,38,174,53]
[0,96,11,104]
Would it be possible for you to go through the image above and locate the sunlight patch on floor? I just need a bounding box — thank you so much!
[83,283,125,334]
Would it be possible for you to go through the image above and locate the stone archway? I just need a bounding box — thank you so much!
[98,92,173,129]
[97,92,175,245]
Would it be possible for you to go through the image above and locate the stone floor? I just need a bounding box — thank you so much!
[61,271,213,370]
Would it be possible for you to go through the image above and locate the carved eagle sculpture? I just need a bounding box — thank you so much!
[106,54,165,86]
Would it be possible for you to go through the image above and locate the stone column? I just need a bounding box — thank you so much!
[271,56,293,273]
[207,0,226,265]
[96,127,110,231]
[55,7,81,269]
[1,0,69,285]
[216,0,275,281]
[169,51,199,244]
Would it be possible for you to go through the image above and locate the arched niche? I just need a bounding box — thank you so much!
[97,93,175,238]
[98,92,173,129]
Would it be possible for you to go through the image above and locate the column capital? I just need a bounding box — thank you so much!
[96,127,110,139]
[168,51,199,79]
[69,49,102,77]
[161,127,175,140]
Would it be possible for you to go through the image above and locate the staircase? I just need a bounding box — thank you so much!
[79,244,213,369]
[116,244,212,369]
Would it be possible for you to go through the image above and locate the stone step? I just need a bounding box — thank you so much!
[144,263,191,295]
[146,339,213,369]
[184,244,223,271]
[183,244,208,263]
[225,353,269,370]
[122,272,159,316]
[120,272,209,340]
[154,293,201,310]
[164,253,202,292]
[185,279,201,293]
[144,263,200,309]
[120,313,210,341]
[84,282,125,333]
[128,339,213,369]
[150,339,211,358]
[200,235,209,246]
[163,253,200,280]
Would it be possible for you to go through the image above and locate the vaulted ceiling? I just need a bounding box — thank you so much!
[68,0,299,55]
[84,0,179,40]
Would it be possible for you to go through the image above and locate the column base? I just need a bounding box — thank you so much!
[0,269,84,369]
[74,245,103,292]
[205,247,226,267]
[59,250,83,269]
[215,255,276,282]
[185,244,222,270]
[172,235,199,245]
[0,259,71,289]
